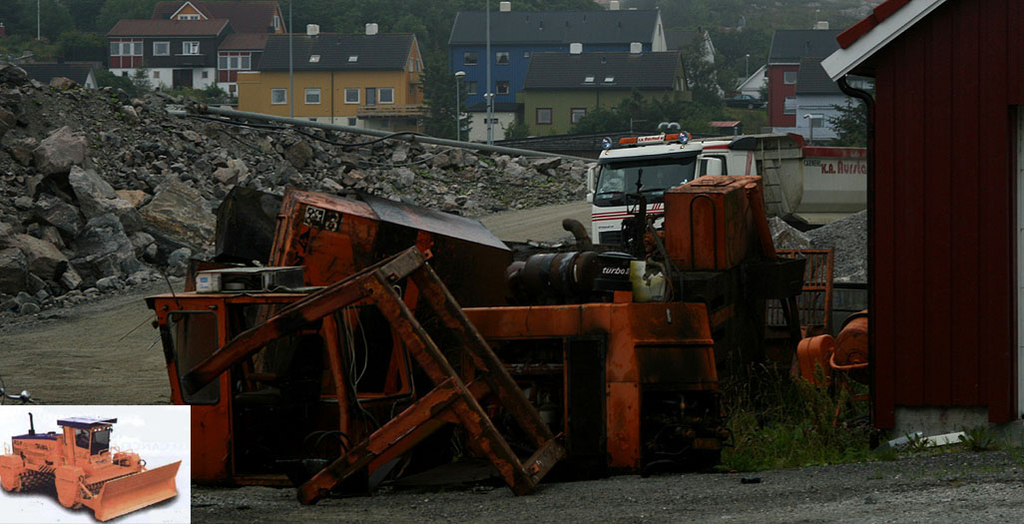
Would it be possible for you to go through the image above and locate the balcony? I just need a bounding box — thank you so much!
[356,104,426,118]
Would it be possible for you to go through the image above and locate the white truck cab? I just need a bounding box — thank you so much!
[586,132,865,244]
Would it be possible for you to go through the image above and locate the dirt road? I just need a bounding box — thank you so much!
[480,201,590,242]
[193,450,1024,523]
[0,281,175,405]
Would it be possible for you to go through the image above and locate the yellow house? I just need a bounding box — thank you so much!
[238,27,424,131]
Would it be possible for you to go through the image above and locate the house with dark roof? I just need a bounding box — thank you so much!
[237,26,424,132]
[106,1,283,93]
[520,50,685,136]
[766,28,841,128]
[18,63,101,89]
[448,4,666,139]
[774,57,871,142]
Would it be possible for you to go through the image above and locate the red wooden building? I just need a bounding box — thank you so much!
[823,0,1024,431]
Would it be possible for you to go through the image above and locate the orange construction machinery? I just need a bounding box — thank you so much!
[0,414,180,521]
[147,174,811,499]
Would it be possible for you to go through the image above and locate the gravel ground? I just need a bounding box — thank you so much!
[806,211,868,284]
[193,450,1024,523]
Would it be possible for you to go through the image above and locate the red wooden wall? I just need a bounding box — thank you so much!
[870,0,1022,427]
[767,65,797,127]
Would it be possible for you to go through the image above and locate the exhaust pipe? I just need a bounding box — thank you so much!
[28,413,34,436]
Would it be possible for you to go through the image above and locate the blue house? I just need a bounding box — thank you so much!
[448,5,666,140]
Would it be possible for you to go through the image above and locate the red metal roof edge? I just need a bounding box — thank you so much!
[836,0,911,49]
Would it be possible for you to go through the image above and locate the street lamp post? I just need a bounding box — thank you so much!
[454,71,466,141]
[485,0,493,145]
[288,0,294,118]
[803,113,814,144]
[745,54,750,77]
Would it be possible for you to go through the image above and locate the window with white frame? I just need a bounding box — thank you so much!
[178,14,201,20]
[463,52,478,65]
[111,40,142,56]
[271,88,287,105]
[230,56,240,69]
[808,114,824,127]
[496,81,509,95]
[783,97,796,115]
[379,87,394,104]
[570,108,587,124]
[465,81,478,95]
[344,88,359,104]
[305,88,321,104]
[240,55,250,69]
[153,41,170,56]
[218,55,227,69]
[153,71,160,79]
[783,70,797,84]
[182,41,200,55]
[347,117,357,126]
[536,108,552,125]
[202,71,208,78]
[273,15,281,30]
[496,51,510,65]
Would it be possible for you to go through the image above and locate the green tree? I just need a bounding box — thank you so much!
[420,51,469,139]
[828,99,867,147]
[56,30,106,61]
[571,90,723,136]
[17,0,74,41]
[502,117,529,139]
[95,0,161,33]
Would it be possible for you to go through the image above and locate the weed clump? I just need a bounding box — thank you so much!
[720,363,877,471]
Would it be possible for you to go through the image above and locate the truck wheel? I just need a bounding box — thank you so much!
[54,466,84,509]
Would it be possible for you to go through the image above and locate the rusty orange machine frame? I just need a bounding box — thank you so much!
[150,248,564,500]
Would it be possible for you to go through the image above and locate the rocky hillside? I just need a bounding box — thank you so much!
[0,64,590,317]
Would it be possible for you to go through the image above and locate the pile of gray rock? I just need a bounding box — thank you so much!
[768,212,868,284]
[0,64,591,316]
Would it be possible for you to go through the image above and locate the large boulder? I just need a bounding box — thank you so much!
[0,64,29,87]
[68,166,143,233]
[212,158,250,185]
[0,247,28,294]
[70,214,141,284]
[284,140,313,169]
[33,126,88,176]
[0,106,14,139]
[139,181,216,252]
[5,137,38,167]
[33,193,82,237]
[11,234,68,280]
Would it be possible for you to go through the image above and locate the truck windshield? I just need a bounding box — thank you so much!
[594,155,697,207]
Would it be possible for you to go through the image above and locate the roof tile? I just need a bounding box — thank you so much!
[523,51,680,90]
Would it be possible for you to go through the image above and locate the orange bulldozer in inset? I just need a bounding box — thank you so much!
[0,414,180,521]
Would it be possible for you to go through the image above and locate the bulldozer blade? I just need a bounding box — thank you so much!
[92,461,181,522]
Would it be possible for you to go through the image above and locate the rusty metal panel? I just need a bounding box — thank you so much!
[663,176,761,271]
[270,189,512,307]
[766,249,834,330]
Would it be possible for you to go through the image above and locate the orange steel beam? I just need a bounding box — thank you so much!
[182,249,426,393]
[409,267,557,446]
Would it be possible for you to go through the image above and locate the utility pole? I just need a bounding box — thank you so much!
[485,0,493,145]
[37,0,40,40]
[455,71,466,141]
[288,0,294,118]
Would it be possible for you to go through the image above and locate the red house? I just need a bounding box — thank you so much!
[823,0,1024,433]
[766,29,840,127]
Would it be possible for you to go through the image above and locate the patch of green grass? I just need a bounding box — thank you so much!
[721,363,880,472]
[958,426,1000,452]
